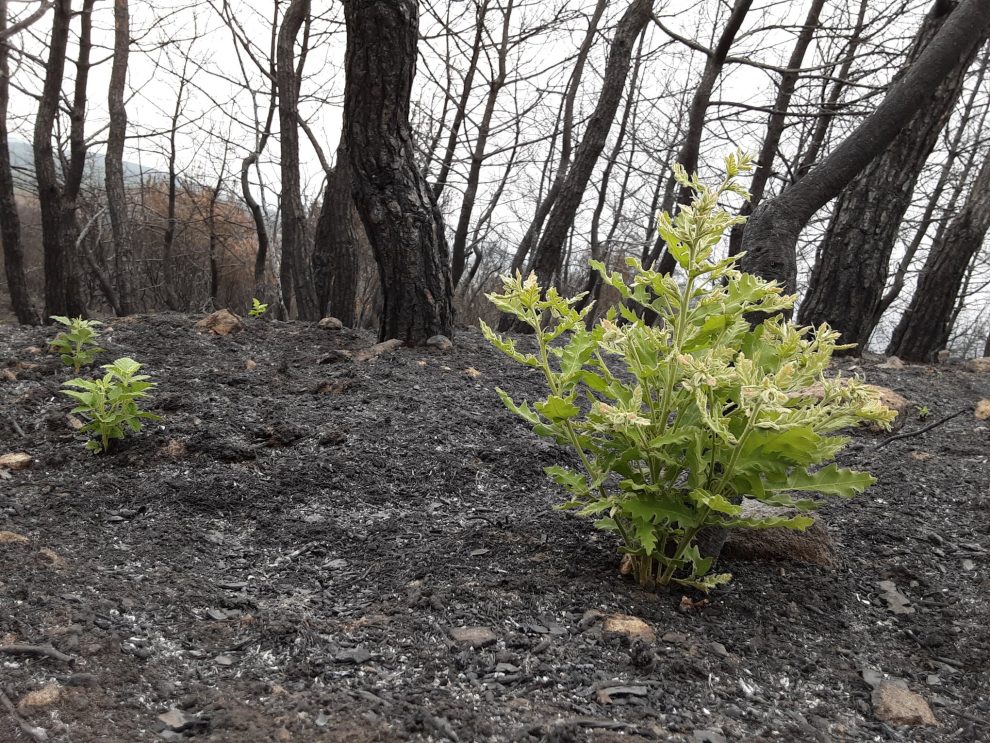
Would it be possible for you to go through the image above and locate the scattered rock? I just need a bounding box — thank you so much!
[879,356,904,369]
[158,708,196,732]
[18,683,61,713]
[194,309,244,336]
[214,654,235,666]
[601,614,655,645]
[692,730,727,743]
[244,359,257,370]
[937,349,951,364]
[0,531,29,545]
[722,499,838,567]
[353,339,404,362]
[910,451,933,461]
[2,368,16,382]
[66,414,84,430]
[878,580,914,615]
[871,683,938,726]
[36,548,64,566]
[975,400,990,421]
[449,626,497,649]
[0,451,33,470]
[964,357,990,373]
[464,366,482,378]
[162,439,187,458]
[334,647,372,664]
[318,317,344,330]
[426,335,453,352]
[596,685,648,704]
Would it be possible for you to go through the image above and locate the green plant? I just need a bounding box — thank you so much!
[249,298,269,317]
[482,154,895,591]
[62,357,160,454]
[915,405,931,420]
[49,315,105,372]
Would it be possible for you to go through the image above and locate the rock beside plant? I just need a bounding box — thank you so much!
[195,309,244,336]
[722,499,838,567]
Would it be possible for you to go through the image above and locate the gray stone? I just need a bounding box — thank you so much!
[318,317,344,330]
[426,335,453,352]
[871,683,938,726]
[450,626,497,649]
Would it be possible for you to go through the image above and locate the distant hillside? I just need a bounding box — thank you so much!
[7,139,166,195]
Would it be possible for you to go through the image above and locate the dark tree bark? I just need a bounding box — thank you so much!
[739,0,990,303]
[312,146,360,325]
[886,153,990,360]
[105,0,134,315]
[342,0,454,344]
[648,0,753,270]
[526,0,653,288]
[728,0,826,257]
[277,0,319,319]
[450,0,513,287]
[35,0,92,319]
[0,0,40,324]
[798,0,986,352]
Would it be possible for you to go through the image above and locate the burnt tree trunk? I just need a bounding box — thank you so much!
[526,0,653,288]
[277,0,318,319]
[105,0,134,315]
[728,0,826,257]
[798,0,985,352]
[886,153,990,360]
[342,0,454,344]
[312,147,360,326]
[0,0,39,324]
[35,0,88,318]
[738,0,990,301]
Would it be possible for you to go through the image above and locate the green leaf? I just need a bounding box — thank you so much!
[536,395,580,421]
[764,463,875,499]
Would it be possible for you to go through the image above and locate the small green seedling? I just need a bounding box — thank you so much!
[62,357,160,454]
[915,405,931,420]
[249,298,269,317]
[50,315,105,372]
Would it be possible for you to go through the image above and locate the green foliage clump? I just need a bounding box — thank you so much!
[249,298,269,317]
[62,357,160,454]
[50,315,105,372]
[482,154,895,591]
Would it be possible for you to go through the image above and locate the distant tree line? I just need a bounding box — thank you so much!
[2,0,990,359]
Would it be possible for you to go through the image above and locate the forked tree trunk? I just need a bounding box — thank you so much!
[0,0,39,324]
[886,153,990,360]
[798,0,986,352]
[738,0,990,300]
[342,0,454,344]
[526,0,653,288]
[105,0,134,315]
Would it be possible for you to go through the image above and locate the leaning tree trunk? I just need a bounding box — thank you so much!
[35,0,86,319]
[886,152,990,361]
[311,146,360,325]
[342,0,454,344]
[526,0,653,288]
[277,0,319,320]
[739,0,990,300]
[105,0,134,315]
[0,0,39,324]
[798,0,986,353]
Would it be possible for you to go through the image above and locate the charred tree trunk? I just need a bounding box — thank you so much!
[0,0,39,324]
[105,0,133,315]
[312,147,359,326]
[887,153,990,360]
[728,0,826,257]
[342,0,454,344]
[35,0,89,319]
[798,0,986,352]
[738,0,990,302]
[277,0,318,319]
[526,0,653,288]
[648,0,753,270]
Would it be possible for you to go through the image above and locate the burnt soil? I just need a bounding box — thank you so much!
[1,314,988,743]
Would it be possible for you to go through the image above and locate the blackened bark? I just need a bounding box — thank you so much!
[739,0,990,299]
[527,0,653,288]
[798,0,985,352]
[728,0,825,257]
[312,147,359,326]
[342,0,454,344]
[887,153,990,360]
[648,0,752,268]
[105,0,133,315]
[277,0,318,319]
[0,0,39,324]
[35,0,87,318]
